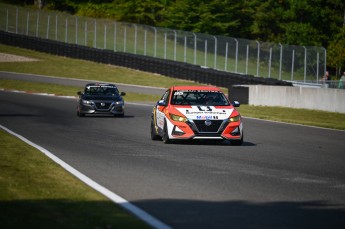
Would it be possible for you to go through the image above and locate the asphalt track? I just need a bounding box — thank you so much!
[1,74,345,228]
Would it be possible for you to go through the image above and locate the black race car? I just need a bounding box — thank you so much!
[77,83,125,117]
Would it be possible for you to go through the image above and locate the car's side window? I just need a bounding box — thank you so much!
[161,89,170,104]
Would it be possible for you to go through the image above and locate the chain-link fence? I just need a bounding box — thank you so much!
[0,4,328,84]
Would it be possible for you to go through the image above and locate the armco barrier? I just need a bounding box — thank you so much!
[0,31,292,88]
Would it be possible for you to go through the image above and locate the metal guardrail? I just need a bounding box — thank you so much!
[0,4,327,83]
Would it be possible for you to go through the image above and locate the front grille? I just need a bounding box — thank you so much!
[193,120,223,133]
[95,102,112,110]
[194,132,222,137]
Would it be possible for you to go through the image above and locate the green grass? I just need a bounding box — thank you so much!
[236,105,345,131]
[0,130,151,229]
[0,79,162,103]
[0,44,199,88]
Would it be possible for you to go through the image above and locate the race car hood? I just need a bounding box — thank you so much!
[82,95,122,101]
[175,106,234,120]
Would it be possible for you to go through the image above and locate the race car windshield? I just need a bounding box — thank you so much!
[84,86,119,96]
[171,90,230,106]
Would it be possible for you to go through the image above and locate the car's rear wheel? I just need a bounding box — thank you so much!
[162,122,171,144]
[150,119,161,140]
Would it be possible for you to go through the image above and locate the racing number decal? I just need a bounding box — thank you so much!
[197,106,212,111]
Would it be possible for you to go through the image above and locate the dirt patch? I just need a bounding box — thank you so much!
[0,53,39,62]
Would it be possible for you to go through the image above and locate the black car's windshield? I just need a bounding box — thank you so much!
[171,90,230,106]
[84,85,119,96]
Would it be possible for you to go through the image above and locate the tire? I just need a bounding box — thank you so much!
[162,122,171,144]
[77,110,85,117]
[150,119,161,140]
[230,133,243,146]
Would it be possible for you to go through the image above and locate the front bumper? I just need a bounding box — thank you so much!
[166,118,243,140]
[79,102,124,115]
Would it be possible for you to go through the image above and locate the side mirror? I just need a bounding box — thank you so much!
[157,100,167,106]
[120,92,126,96]
[77,91,83,95]
[232,101,240,107]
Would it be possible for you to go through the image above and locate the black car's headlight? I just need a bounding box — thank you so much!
[82,99,93,105]
[115,101,124,105]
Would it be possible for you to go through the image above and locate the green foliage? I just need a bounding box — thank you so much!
[3,0,345,71]
[327,29,345,77]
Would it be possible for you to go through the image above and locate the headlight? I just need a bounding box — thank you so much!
[170,113,187,122]
[115,101,124,105]
[229,115,240,122]
[82,99,92,105]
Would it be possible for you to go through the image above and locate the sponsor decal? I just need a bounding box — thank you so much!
[196,116,219,120]
[176,106,233,120]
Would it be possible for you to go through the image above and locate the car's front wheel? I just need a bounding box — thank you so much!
[230,133,243,146]
[150,119,161,140]
[162,122,171,144]
[77,110,85,117]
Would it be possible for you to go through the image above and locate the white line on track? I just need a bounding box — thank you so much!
[0,124,171,229]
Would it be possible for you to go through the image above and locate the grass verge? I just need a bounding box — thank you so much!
[0,130,151,229]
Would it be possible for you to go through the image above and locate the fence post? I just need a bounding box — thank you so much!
[15,7,18,34]
[93,20,97,48]
[65,17,68,43]
[291,49,295,81]
[256,40,260,77]
[213,36,217,69]
[193,32,197,65]
[173,30,177,61]
[113,22,116,51]
[184,36,187,63]
[234,38,238,73]
[26,12,29,35]
[36,11,39,37]
[246,44,249,74]
[46,15,50,39]
[323,47,327,77]
[164,32,167,59]
[6,9,8,31]
[144,29,147,55]
[153,27,157,57]
[317,52,320,82]
[134,24,137,54]
[225,42,228,71]
[75,17,78,44]
[85,21,87,46]
[303,46,307,82]
[279,43,283,80]
[268,47,272,78]
[204,39,207,67]
[123,25,126,52]
[55,14,58,40]
[104,23,107,49]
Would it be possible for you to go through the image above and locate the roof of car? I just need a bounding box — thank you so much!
[170,85,222,91]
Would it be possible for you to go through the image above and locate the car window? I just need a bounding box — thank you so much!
[171,90,230,106]
[84,85,119,95]
[161,89,171,104]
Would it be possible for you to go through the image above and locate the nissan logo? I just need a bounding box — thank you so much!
[101,102,105,106]
[205,119,212,126]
